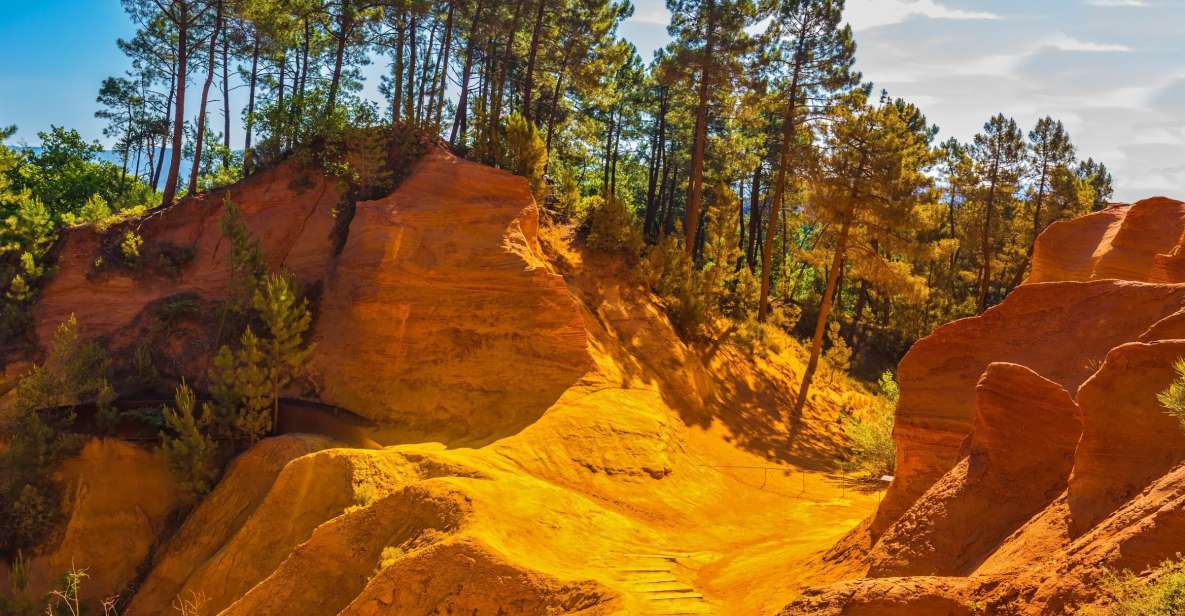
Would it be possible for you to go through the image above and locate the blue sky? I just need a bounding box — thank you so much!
[1,0,1182,201]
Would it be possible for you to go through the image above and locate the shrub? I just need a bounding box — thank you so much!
[219,200,265,315]
[1,316,110,555]
[1094,556,1185,616]
[154,241,195,280]
[205,273,314,445]
[638,233,712,337]
[504,113,548,198]
[825,321,854,376]
[160,381,221,495]
[843,371,898,478]
[119,229,143,264]
[586,195,644,258]
[1158,359,1185,429]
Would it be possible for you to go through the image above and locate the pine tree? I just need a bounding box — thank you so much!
[970,114,1025,313]
[756,0,859,321]
[666,0,754,256]
[792,91,934,416]
[161,381,221,494]
[253,273,316,433]
[1009,117,1075,286]
[504,113,548,197]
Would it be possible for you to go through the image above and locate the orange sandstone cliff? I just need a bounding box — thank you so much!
[783,197,1185,615]
[0,145,883,614]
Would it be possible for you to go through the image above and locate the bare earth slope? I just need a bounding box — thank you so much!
[783,197,1185,615]
[1,147,881,614]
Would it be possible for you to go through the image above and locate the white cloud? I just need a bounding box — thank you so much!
[630,1,671,25]
[845,0,1001,31]
[1085,0,1149,7]
[1045,34,1132,52]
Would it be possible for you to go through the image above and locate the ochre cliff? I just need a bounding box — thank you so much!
[1,145,883,614]
[786,196,1185,615]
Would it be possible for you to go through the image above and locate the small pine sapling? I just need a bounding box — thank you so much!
[160,381,220,495]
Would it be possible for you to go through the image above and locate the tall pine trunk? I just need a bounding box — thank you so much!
[325,8,352,118]
[161,2,189,207]
[188,0,223,196]
[759,31,806,321]
[521,0,547,122]
[405,11,417,122]
[793,201,855,417]
[977,159,1001,313]
[746,167,761,268]
[431,0,456,131]
[449,0,486,147]
[244,35,260,173]
[393,11,405,123]
[1009,162,1050,288]
[221,25,230,167]
[416,18,438,124]
[643,87,668,239]
[684,0,716,257]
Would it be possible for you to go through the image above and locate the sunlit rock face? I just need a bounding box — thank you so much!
[789,195,1185,615]
[30,147,590,443]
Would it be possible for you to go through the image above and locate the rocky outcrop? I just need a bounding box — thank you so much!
[7,141,885,616]
[1067,340,1185,534]
[1029,197,1185,284]
[0,439,183,607]
[791,194,1185,615]
[878,280,1185,534]
[868,363,1080,577]
[28,147,589,443]
[311,151,590,443]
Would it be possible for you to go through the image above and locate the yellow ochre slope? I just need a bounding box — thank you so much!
[8,149,882,615]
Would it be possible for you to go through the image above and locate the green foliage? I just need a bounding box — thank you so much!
[504,113,548,198]
[0,127,155,343]
[586,195,645,258]
[825,322,853,375]
[1157,359,1185,429]
[205,274,315,445]
[1,316,111,556]
[843,371,898,478]
[152,294,201,334]
[1094,557,1185,616]
[209,330,273,444]
[160,381,221,495]
[219,200,265,315]
[119,229,143,264]
[638,233,713,337]
[0,550,36,615]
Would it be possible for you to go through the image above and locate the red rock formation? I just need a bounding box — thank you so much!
[1067,340,1185,535]
[34,161,344,348]
[28,147,589,443]
[311,151,590,443]
[868,363,1080,577]
[779,576,977,616]
[1028,204,1128,284]
[790,194,1185,615]
[878,281,1185,535]
[1029,197,1185,284]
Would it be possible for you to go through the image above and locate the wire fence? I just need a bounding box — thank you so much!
[694,463,890,502]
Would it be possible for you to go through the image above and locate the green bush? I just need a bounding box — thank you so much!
[586,195,644,258]
[1094,557,1185,616]
[1158,359,1185,429]
[1,316,111,556]
[825,322,854,376]
[160,381,221,495]
[205,273,314,445]
[843,371,898,478]
[119,229,143,264]
[504,113,548,198]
